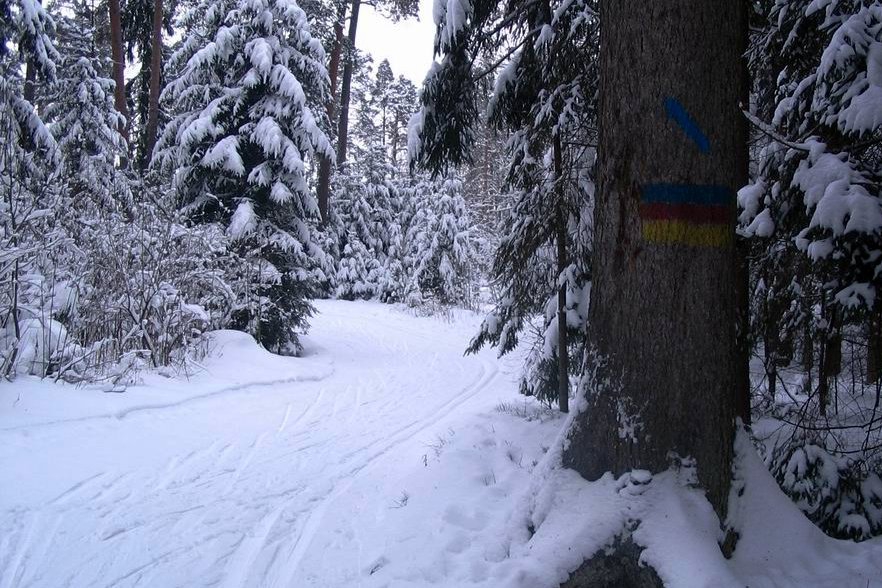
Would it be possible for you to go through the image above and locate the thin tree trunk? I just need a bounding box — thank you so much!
[867,306,881,384]
[764,299,778,406]
[317,3,347,223]
[554,134,569,414]
[802,306,814,370]
[390,118,400,170]
[22,0,40,105]
[765,336,777,406]
[108,0,129,152]
[336,0,361,168]
[563,0,746,527]
[822,318,842,418]
[23,62,36,103]
[143,0,163,167]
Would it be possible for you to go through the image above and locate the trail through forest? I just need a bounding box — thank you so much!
[0,301,517,587]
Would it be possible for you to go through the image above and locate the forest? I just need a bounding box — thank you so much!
[1,0,882,586]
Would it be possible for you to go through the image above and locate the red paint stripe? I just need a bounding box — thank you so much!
[639,202,730,224]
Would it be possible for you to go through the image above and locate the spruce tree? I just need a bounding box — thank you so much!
[740,0,882,539]
[155,0,332,353]
[403,175,476,306]
[46,0,129,211]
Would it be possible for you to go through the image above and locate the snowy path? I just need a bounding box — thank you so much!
[6,300,878,588]
[0,301,516,587]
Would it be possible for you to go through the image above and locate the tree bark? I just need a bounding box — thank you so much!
[735,239,751,424]
[764,302,778,407]
[23,62,36,104]
[820,307,841,418]
[554,134,569,414]
[317,3,347,222]
[143,0,163,167]
[867,306,881,384]
[336,0,361,168]
[562,0,747,527]
[108,0,129,151]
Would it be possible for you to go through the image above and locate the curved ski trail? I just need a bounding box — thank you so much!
[0,300,504,588]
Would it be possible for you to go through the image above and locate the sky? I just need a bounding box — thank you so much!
[357,0,437,85]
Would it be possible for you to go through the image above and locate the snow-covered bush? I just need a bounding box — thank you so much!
[771,441,882,540]
[0,0,63,378]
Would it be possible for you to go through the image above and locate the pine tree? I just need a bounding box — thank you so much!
[332,56,410,301]
[741,0,882,353]
[155,0,332,353]
[108,0,129,148]
[316,0,418,220]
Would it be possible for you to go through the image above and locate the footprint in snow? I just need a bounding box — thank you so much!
[442,505,488,532]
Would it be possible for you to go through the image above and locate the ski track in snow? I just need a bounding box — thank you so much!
[0,301,503,587]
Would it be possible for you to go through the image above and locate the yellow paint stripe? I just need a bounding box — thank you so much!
[642,219,732,248]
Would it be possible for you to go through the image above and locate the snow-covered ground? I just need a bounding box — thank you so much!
[2,300,881,587]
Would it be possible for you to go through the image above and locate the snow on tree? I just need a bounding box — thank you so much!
[402,175,476,306]
[333,159,390,300]
[415,0,598,409]
[45,2,129,211]
[154,0,333,353]
[742,0,882,309]
[0,0,62,377]
[741,0,882,540]
[333,57,409,301]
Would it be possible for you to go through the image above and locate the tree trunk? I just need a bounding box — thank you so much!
[143,0,163,167]
[563,0,747,532]
[802,314,814,371]
[735,239,751,424]
[317,3,347,223]
[765,338,777,407]
[763,302,778,406]
[554,134,569,414]
[336,0,361,168]
[108,0,129,151]
[23,61,36,104]
[867,306,881,384]
[820,310,842,418]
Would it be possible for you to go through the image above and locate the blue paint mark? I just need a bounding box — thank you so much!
[642,184,731,206]
[664,97,711,153]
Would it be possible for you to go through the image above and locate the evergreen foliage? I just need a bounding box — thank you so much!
[740,0,882,539]
[414,0,598,406]
[155,0,332,352]
[332,56,479,306]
